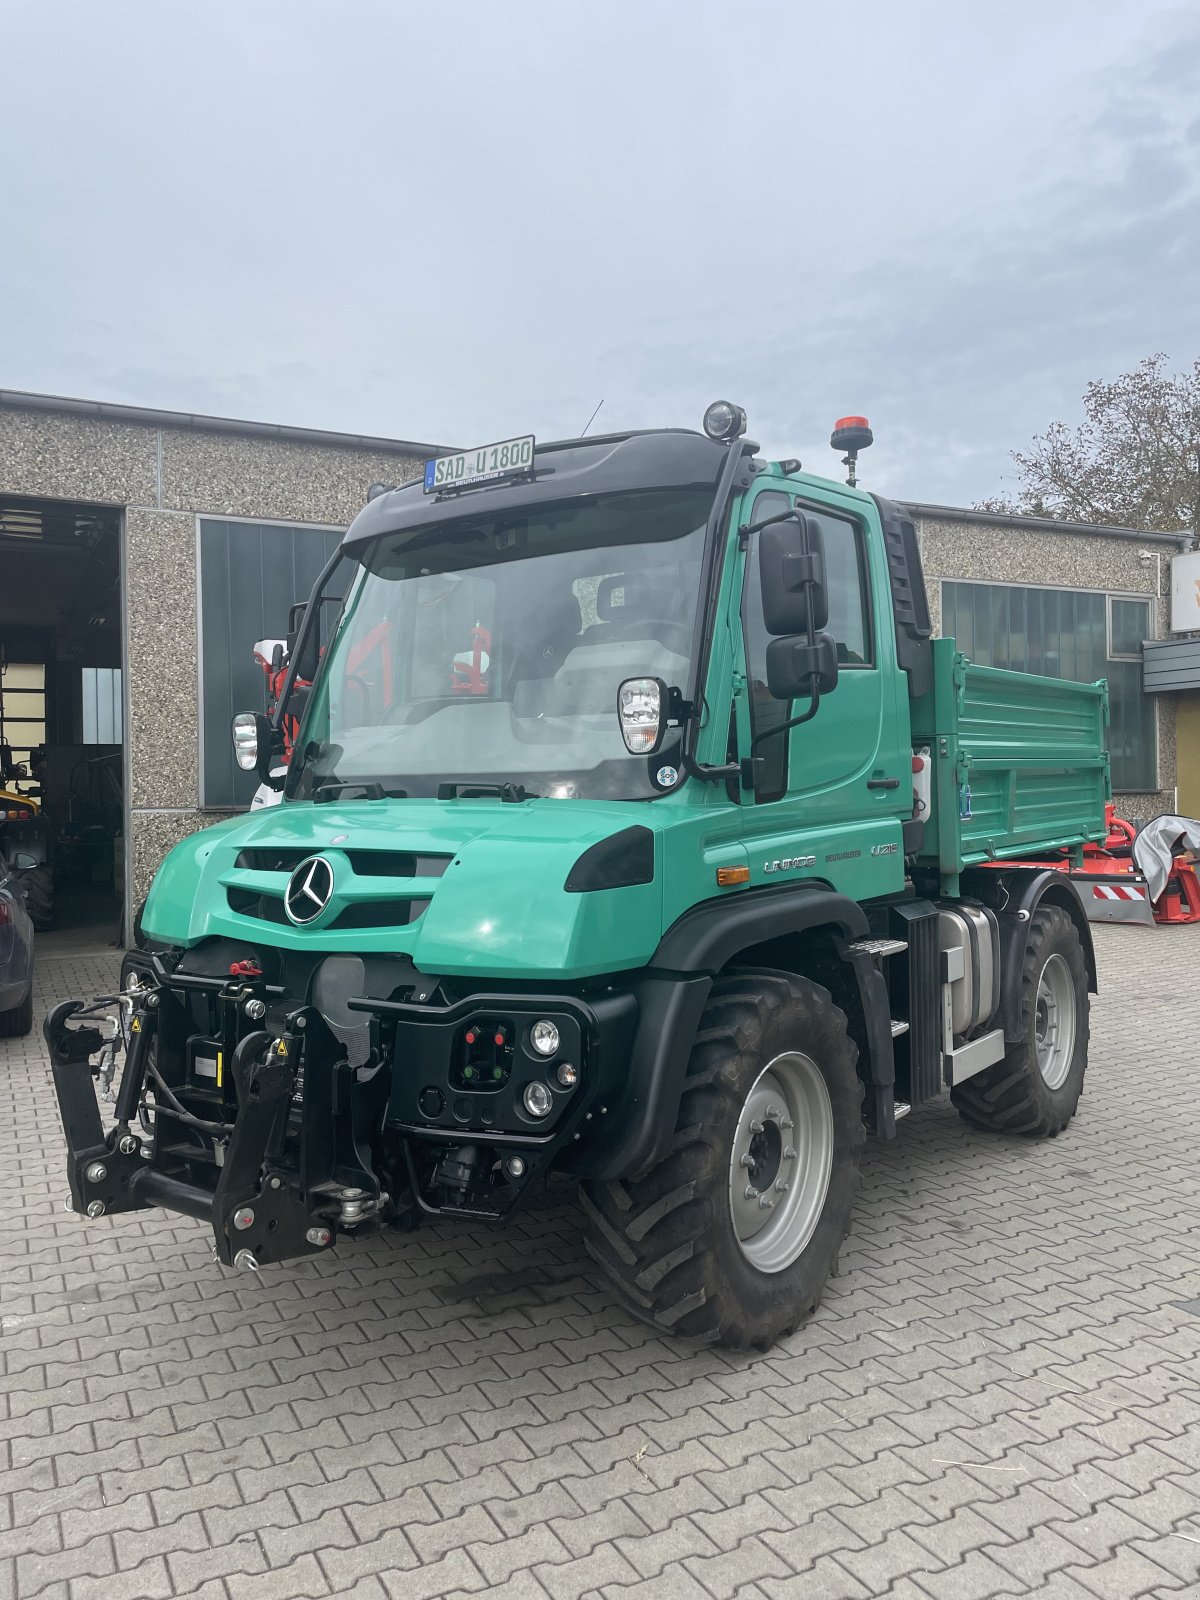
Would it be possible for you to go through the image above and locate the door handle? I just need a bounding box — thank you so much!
[867,777,900,790]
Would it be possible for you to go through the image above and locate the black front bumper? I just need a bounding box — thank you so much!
[43,957,660,1267]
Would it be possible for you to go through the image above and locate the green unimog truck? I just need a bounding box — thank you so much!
[47,403,1109,1349]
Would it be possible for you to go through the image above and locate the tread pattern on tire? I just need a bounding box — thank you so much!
[23,863,53,932]
[583,969,864,1349]
[951,904,1089,1138]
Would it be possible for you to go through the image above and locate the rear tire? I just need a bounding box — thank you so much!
[582,969,865,1349]
[0,985,33,1037]
[951,904,1089,1137]
[23,863,53,932]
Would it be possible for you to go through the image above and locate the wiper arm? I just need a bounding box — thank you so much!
[313,779,392,803]
[437,782,533,802]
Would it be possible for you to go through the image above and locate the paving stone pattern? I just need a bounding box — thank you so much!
[3,925,1200,1599]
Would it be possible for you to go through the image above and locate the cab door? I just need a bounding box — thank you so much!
[734,484,909,889]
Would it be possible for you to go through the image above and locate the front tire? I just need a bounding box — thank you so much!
[582,970,865,1349]
[23,863,53,932]
[951,904,1089,1137]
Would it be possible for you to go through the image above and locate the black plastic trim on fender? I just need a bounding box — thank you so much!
[565,826,655,892]
[649,882,870,975]
[961,866,1097,1044]
[563,972,712,1182]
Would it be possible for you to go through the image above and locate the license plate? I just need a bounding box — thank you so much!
[424,434,535,494]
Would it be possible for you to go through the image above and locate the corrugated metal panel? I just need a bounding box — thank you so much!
[199,520,343,808]
[1144,637,1200,693]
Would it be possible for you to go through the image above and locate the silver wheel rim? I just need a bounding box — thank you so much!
[728,1051,834,1273]
[1035,953,1076,1089]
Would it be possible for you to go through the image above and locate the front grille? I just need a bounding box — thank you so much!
[234,847,452,878]
[235,848,308,872]
[329,899,430,930]
[227,888,290,924]
[347,851,451,879]
[227,886,430,930]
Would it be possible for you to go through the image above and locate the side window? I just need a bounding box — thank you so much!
[803,507,873,666]
[740,496,874,802]
[741,492,791,801]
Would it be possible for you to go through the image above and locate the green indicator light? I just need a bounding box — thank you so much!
[463,1066,475,1079]
[493,1066,502,1079]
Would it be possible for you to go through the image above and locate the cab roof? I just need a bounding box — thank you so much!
[340,429,730,553]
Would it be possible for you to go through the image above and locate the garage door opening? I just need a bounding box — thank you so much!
[0,494,123,946]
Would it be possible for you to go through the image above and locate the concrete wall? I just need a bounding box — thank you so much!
[0,403,425,906]
[916,514,1176,817]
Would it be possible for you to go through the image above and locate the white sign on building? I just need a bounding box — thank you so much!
[1170,551,1200,633]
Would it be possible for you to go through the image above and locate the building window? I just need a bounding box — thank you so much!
[0,661,46,768]
[941,581,1155,791]
[81,667,123,744]
[199,519,344,808]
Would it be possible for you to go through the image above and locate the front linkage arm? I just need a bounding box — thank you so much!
[44,981,388,1271]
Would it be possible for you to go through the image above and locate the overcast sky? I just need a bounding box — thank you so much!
[2,0,1198,505]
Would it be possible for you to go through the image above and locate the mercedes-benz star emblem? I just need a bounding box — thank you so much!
[285,855,335,924]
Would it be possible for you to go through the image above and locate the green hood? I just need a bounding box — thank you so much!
[141,797,673,980]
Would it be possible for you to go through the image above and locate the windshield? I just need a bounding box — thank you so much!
[291,487,713,801]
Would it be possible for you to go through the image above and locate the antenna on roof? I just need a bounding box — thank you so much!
[579,398,605,438]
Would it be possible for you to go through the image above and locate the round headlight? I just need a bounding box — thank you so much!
[523,1081,553,1118]
[703,400,747,442]
[530,1019,560,1057]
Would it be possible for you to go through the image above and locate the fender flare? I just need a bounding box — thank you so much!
[575,886,878,1181]
[962,867,1097,1044]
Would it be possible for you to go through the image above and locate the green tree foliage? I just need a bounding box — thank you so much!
[979,354,1200,532]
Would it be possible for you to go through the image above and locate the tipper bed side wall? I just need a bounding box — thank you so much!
[911,639,1110,894]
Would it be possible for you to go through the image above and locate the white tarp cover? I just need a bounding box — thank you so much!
[1131,814,1200,902]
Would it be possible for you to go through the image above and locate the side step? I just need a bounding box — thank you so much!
[849,938,908,958]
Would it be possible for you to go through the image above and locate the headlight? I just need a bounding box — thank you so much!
[231,712,262,772]
[703,400,747,441]
[556,1062,578,1088]
[617,676,666,755]
[530,1019,560,1057]
[523,1081,553,1118]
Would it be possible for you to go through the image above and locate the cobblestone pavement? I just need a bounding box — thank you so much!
[3,925,1200,1600]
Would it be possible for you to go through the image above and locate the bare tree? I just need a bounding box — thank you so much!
[978,354,1200,532]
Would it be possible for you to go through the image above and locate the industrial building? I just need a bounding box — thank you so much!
[0,389,1190,934]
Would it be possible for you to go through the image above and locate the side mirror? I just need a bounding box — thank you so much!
[232,712,275,780]
[13,852,38,871]
[617,676,668,754]
[765,635,839,699]
[755,511,839,708]
[758,513,829,636]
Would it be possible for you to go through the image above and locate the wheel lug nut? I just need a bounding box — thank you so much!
[766,1106,781,1120]
[749,1119,764,1134]
[784,1146,796,1160]
[758,1195,774,1210]
[739,1153,754,1168]
[775,1179,789,1193]
[744,1185,759,1200]
[780,1118,795,1130]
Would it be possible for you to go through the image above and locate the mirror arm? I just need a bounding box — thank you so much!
[749,679,823,753]
[681,752,742,783]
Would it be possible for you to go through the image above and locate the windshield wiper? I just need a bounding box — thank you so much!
[313,778,394,803]
[437,782,533,802]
